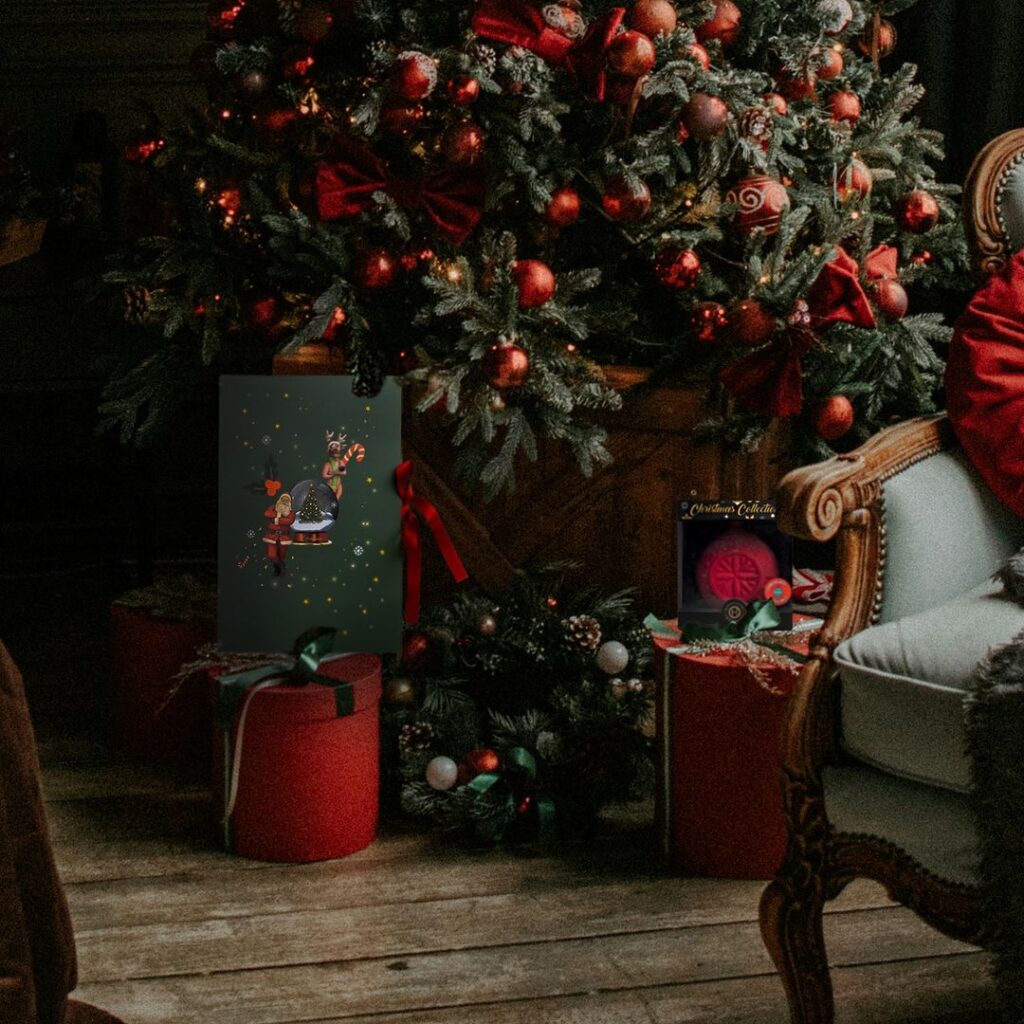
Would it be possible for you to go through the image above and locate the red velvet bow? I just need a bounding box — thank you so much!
[315,140,485,245]
[396,460,468,624]
[720,326,818,417]
[806,246,876,329]
[472,0,627,101]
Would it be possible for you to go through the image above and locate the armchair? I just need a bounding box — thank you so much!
[759,128,1024,1024]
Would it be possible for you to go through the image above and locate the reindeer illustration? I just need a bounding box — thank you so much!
[322,429,366,501]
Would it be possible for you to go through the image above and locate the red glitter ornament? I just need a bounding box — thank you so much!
[483,342,530,388]
[442,122,485,166]
[392,51,437,101]
[829,89,862,124]
[601,177,652,222]
[513,259,556,308]
[691,301,729,344]
[628,0,677,37]
[897,189,940,233]
[654,246,701,290]
[607,30,657,77]
[871,278,909,321]
[447,74,480,106]
[294,0,334,43]
[835,158,872,201]
[685,41,711,70]
[727,298,777,347]
[355,248,397,290]
[814,395,855,441]
[682,93,730,141]
[696,0,741,46]
[726,175,791,235]
[546,186,581,227]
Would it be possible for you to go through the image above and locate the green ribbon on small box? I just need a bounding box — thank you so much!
[466,746,557,846]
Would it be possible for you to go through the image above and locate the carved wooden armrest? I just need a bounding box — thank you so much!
[775,414,956,777]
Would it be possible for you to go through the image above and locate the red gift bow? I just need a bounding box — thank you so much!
[721,244,903,416]
[315,140,485,245]
[472,0,627,101]
[396,460,469,624]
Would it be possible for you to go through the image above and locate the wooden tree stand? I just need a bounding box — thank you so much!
[274,346,785,617]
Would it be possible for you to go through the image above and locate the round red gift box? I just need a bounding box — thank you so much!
[214,653,381,862]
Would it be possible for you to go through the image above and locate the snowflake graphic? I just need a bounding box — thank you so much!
[246,529,256,539]
[353,545,365,556]
[261,435,271,445]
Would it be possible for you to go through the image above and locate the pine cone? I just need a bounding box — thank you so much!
[563,614,602,652]
[399,721,435,753]
[122,284,151,324]
[469,42,498,75]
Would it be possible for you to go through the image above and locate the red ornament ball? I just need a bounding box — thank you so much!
[379,103,425,135]
[442,122,485,166]
[814,395,855,441]
[401,632,431,668]
[393,51,437,101]
[727,298,777,347]
[685,41,711,70]
[779,69,817,101]
[483,343,530,389]
[817,47,844,81]
[628,0,677,37]
[836,158,872,201]
[691,301,729,344]
[355,248,397,290]
[457,748,501,784]
[829,89,862,124]
[546,185,581,227]
[243,290,282,332]
[124,134,166,166]
[601,177,652,222]
[726,175,791,236]
[207,0,246,39]
[259,107,299,145]
[654,246,701,290]
[696,0,741,46]
[858,19,897,58]
[294,0,334,43]
[281,44,315,79]
[513,259,556,308]
[682,93,730,141]
[897,189,941,233]
[321,305,347,342]
[607,30,657,77]
[872,278,909,321]
[447,74,480,106]
[764,92,788,116]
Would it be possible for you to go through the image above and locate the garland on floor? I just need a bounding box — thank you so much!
[384,564,654,843]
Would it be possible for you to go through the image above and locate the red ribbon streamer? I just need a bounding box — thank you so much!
[316,139,485,245]
[396,460,468,624]
[565,8,626,102]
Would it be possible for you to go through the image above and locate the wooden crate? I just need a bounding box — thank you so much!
[274,347,784,617]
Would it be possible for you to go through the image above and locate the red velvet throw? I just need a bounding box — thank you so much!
[946,249,1024,516]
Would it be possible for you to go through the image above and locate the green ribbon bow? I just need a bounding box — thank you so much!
[466,746,557,845]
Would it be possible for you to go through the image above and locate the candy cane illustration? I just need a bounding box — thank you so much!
[322,430,366,501]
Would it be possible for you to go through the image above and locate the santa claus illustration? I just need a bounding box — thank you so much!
[263,492,295,576]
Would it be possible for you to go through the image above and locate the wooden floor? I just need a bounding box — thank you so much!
[42,740,999,1024]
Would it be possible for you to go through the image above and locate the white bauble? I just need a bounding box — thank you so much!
[425,755,459,791]
[596,640,630,675]
[818,0,853,34]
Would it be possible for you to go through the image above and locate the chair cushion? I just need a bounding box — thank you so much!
[834,578,1024,792]
[946,248,1024,518]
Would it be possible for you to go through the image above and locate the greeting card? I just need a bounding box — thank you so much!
[218,376,402,653]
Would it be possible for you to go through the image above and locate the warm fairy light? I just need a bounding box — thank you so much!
[758,274,770,284]
[566,343,577,352]
[195,177,208,193]
[220,108,232,120]
[213,293,222,302]
[850,211,861,220]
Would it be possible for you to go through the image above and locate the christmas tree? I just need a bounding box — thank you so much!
[297,484,325,522]
[103,0,969,494]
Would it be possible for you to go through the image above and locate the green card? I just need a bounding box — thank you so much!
[218,376,403,653]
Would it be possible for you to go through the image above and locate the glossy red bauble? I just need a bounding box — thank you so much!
[897,189,941,233]
[686,41,711,70]
[682,93,730,141]
[727,299,777,347]
[546,186,581,227]
[872,278,909,321]
[814,395,855,441]
[207,0,246,39]
[628,0,677,37]
[858,19,897,58]
[779,69,817,101]
[763,92,788,116]
[281,44,315,79]
[817,47,844,80]
[355,248,397,290]
[607,30,657,77]
[726,175,791,235]
[513,259,556,308]
[457,748,502,784]
[654,246,701,290]
[483,343,530,388]
[696,0,741,46]
[835,158,872,201]
[442,122,485,166]
[828,89,862,124]
[447,74,480,106]
[601,177,652,222]
[691,301,729,344]
[123,134,166,166]
[392,51,437,101]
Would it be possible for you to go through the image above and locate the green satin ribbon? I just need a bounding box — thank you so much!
[681,599,782,642]
[466,746,557,845]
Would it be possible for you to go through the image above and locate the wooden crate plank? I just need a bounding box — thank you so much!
[73,908,975,1024]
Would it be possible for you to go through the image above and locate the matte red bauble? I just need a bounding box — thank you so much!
[829,90,861,124]
[814,395,855,441]
[355,248,397,290]
[629,0,677,37]
[897,189,940,233]
[686,42,711,70]
[380,103,425,134]
[513,259,556,308]
[836,158,872,201]
[764,92,788,116]
[294,0,334,43]
[817,47,844,80]
[691,301,729,344]
[607,30,657,77]
[654,246,701,289]
[779,70,817,101]
[696,0,741,46]
[682,93,730,141]
[447,74,480,106]
[483,343,530,388]
[244,290,282,332]
[601,177,652,222]
[207,0,246,38]
[393,51,437,101]
[727,298,777,347]
[858,19,897,58]
[871,278,909,321]
[726,175,791,235]
[442,123,485,166]
[281,44,315,79]
[546,186,581,227]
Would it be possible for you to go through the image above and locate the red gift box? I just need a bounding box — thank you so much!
[653,617,814,879]
[212,653,381,862]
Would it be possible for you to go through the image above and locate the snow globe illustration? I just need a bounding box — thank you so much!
[288,479,339,546]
